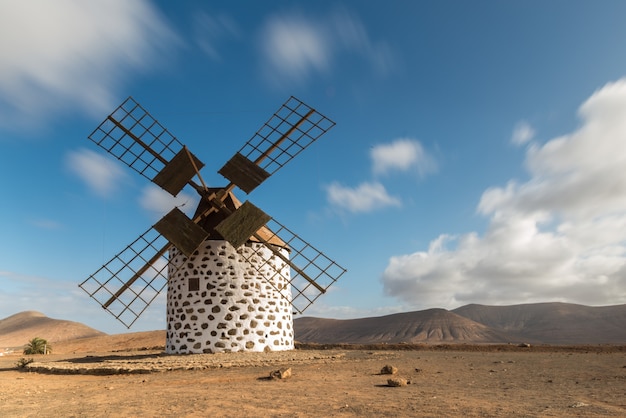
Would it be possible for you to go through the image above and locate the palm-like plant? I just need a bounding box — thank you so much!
[23,337,52,355]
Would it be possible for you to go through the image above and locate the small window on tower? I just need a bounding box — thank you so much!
[189,278,200,292]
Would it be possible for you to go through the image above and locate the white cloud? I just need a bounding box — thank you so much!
[325,139,435,215]
[28,218,63,230]
[139,184,198,219]
[511,120,535,146]
[260,14,331,84]
[302,302,406,320]
[382,78,626,309]
[330,8,395,76]
[371,138,437,176]
[66,148,127,198]
[0,0,178,131]
[483,80,626,220]
[259,9,394,85]
[193,11,240,61]
[326,181,401,213]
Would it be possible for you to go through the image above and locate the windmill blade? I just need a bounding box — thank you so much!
[214,201,271,249]
[219,96,335,194]
[154,207,210,257]
[239,217,347,314]
[78,227,183,328]
[88,96,204,196]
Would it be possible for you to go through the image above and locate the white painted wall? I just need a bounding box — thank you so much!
[165,240,294,354]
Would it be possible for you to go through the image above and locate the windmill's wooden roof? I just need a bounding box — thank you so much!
[193,188,286,247]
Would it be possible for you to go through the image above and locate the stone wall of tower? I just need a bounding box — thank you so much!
[165,240,294,354]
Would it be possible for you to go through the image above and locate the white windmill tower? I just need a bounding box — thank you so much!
[79,96,346,354]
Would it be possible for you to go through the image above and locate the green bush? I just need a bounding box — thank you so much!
[16,357,34,368]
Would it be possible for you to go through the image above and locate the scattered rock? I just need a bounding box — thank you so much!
[569,402,588,408]
[270,367,292,380]
[387,377,408,387]
[380,365,398,375]
[518,343,531,348]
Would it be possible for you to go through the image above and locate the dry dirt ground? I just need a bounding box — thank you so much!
[1,345,625,417]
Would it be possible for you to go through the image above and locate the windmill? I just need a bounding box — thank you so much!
[79,96,346,354]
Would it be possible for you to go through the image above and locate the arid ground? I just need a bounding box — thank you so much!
[1,343,625,417]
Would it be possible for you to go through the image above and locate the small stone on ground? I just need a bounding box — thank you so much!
[270,367,292,380]
[380,364,398,375]
[387,377,408,387]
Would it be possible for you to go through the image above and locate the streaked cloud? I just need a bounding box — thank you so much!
[511,121,535,146]
[0,0,178,131]
[326,181,401,213]
[382,79,626,309]
[193,11,240,61]
[66,148,127,198]
[371,138,437,176]
[260,14,331,84]
[139,184,198,219]
[303,302,406,320]
[28,218,63,230]
[330,9,395,76]
[259,9,394,85]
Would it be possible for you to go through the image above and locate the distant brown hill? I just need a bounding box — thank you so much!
[0,311,105,349]
[4,303,625,352]
[295,303,626,345]
[452,302,626,344]
[50,330,166,354]
[294,308,511,344]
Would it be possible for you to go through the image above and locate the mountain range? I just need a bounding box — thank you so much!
[294,302,626,345]
[1,302,625,350]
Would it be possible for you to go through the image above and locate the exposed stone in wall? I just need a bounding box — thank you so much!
[165,240,294,354]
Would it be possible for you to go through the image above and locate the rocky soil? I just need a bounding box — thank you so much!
[1,345,625,417]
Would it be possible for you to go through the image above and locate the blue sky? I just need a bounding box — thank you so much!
[2,0,626,334]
